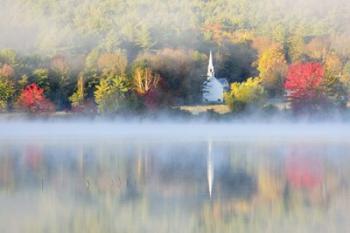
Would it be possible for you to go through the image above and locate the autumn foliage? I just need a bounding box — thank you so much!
[284,63,325,112]
[0,64,14,78]
[17,84,55,113]
[133,67,160,96]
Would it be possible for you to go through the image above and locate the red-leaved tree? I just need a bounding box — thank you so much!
[17,83,55,113]
[284,63,325,112]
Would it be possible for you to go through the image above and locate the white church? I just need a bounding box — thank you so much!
[202,51,229,103]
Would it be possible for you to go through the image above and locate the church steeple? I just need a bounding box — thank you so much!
[207,51,215,78]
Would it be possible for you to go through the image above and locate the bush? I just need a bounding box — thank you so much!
[225,77,266,112]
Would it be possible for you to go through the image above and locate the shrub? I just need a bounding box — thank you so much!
[225,77,266,112]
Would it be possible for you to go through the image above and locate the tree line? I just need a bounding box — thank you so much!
[1,0,350,116]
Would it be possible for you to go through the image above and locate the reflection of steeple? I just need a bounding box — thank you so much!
[207,140,214,198]
[207,51,215,79]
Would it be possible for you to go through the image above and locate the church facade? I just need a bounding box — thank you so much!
[202,52,228,104]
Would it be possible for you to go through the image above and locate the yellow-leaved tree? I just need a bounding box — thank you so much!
[69,73,85,108]
[133,67,160,96]
[224,77,266,112]
[257,45,287,97]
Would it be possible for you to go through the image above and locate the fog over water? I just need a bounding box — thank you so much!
[0,122,350,232]
[0,121,349,142]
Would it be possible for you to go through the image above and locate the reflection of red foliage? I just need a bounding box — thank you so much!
[284,63,325,111]
[24,146,42,170]
[285,153,323,189]
[17,84,55,113]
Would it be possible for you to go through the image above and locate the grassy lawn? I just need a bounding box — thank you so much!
[173,105,231,115]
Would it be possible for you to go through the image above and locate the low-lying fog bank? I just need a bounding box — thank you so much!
[0,121,349,143]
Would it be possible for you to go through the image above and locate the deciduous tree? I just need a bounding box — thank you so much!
[257,45,287,97]
[69,74,85,109]
[225,77,266,112]
[17,83,55,113]
[133,67,160,96]
[284,63,325,112]
[0,64,15,78]
[0,78,14,111]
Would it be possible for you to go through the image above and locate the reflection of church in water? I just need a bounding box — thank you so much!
[146,141,256,200]
[3,141,256,202]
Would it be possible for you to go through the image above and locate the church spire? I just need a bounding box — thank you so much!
[207,51,215,78]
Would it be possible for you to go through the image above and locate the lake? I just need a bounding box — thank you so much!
[0,122,349,233]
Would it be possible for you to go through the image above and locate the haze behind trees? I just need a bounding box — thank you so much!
[0,0,350,117]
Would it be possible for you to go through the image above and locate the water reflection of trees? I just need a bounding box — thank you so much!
[199,143,350,232]
[0,141,349,232]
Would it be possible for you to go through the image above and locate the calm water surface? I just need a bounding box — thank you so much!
[0,123,349,233]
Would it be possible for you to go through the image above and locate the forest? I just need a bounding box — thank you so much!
[1,0,350,118]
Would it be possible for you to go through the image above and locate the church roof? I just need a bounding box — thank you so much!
[218,78,229,90]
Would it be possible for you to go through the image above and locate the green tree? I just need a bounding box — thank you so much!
[0,49,17,65]
[94,75,134,114]
[0,78,15,111]
[31,68,50,94]
[216,42,258,83]
[286,33,305,63]
[322,73,348,109]
[135,26,154,50]
[69,74,85,108]
[49,55,72,109]
[322,53,348,109]
[18,75,29,90]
